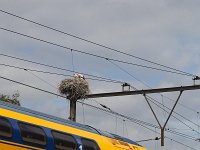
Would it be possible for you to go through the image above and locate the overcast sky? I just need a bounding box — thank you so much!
[0,0,200,150]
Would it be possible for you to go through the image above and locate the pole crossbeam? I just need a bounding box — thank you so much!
[86,85,200,98]
[86,84,200,147]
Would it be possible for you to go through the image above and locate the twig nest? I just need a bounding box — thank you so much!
[59,77,89,100]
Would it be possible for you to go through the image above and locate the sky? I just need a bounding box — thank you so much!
[0,0,200,150]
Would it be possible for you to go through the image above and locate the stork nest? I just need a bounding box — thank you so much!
[58,78,89,100]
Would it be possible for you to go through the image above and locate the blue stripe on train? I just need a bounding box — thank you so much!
[1,116,83,150]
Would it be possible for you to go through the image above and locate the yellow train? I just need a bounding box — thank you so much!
[0,101,147,150]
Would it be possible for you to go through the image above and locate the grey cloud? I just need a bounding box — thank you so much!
[0,0,200,150]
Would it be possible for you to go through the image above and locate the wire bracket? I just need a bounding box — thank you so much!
[143,90,183,146]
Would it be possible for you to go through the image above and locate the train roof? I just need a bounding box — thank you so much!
[0,101,141,146]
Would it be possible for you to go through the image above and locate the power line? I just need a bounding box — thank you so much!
[0,75,63,98]
[147,97,200,135]
[6,55,198,136]
[0,10,198,146]
[0,63,114,83]
[0,54,123,84]
[136,127,198,150]
[109,60,200,132]
[166,137,198,150]
[92,100,158,128]
[0,75,198,149]
[163,95,198,113]
[0,9,197,78]
[70,49,75,73]
[107,59,148,85]
[136,126,198,150]
[167,129,197,141]
[26,70,57,89]
[0,27,194,77]
[0,75,157,128]
[109,59,199,114]
[86,95,200,142]
[4,52,197,114]
[136,137,160,143]
[107,62,200,144]
[147,96,200,128]
[1,8,197,111]
[110,59,199,114]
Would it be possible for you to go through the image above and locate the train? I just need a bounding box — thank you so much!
[0,100,147,150]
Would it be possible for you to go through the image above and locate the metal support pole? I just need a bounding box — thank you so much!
[69,99,77,122]
[163,91,183,129]
[161,128,165,146]
[144,94,162,128]
[143,91,183,146]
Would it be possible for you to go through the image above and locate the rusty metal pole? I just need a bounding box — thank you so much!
[161,128,165,146]
[144,94,162,129]
[69,98,77,122]
[144,91,183,146]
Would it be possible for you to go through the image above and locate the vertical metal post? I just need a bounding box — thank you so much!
[144,91,183,146]
[161,128,164,146]
[69,99,77,122]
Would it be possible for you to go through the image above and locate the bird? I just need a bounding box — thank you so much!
[74,73,85,80]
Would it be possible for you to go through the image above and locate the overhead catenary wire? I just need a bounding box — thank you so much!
[5,59,199,135]
[147,96,200,135]
[0,74,156,129]
[108,61,200,144]
[0,9,195,116]
[0,27,194,77]
[107,59,148,86]
[1,9,197,113]
[147,95,200,129]
[0,75,198,149]
[0,53,124,84]
[166,129,197,141]
[2,53,198,129]
[0,11,198,149]
[0,63,116,83]
[163,95,198,113]
[91,99,158,128]
[2,62,199,142]
[26,69,57,89]
[109,60,200,132]
[166,137,198,150]
[0,73,158,129]
[71,49,75,73]
[109,60,199,114]
[4,53,197,114]
[0,9,198,146]
[0,9,197,78]
[0,7,199,146]
[1,8,198,125]
[108,61,199,125]
[136,126,198,150]
[136,137,160,143]
[90,99,198,142]
[137,130,198,150]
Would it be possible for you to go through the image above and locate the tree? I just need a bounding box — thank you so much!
[0,92,21,106]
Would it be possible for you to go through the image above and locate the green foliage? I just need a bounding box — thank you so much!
[0,92,21,106]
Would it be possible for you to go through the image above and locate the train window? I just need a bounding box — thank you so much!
[81,138,100,150]
[18,122,46,146]
[52,131,77,150]
[0,117,12,138]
